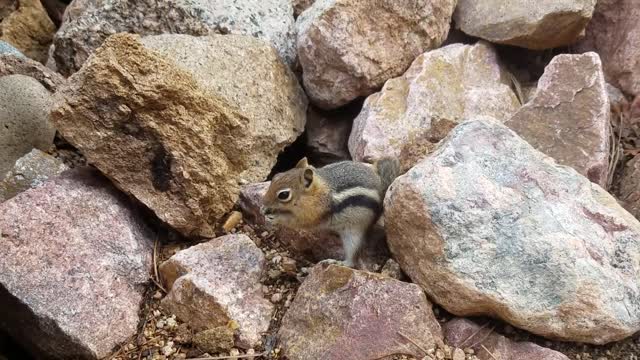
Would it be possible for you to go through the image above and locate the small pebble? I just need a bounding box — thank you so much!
[452,348,465,360]
[268,269,282,279]
[281,257,297,273]
[272,255,282,264]
[153,291,163,299]
[271,292,283,303]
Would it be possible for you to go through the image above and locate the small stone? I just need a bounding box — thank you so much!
[452,348,465,360]
[192,326,235,354]
[268,269,282,280]
[272,255,282,264]
[271,293,283,303]
[153,291,163,300]
[281,257,297,274]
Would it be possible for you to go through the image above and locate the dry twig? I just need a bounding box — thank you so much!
[397,331,429,356]
[481,344,499,360]
[152,237,167,293]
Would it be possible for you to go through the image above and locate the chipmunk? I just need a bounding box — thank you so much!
[261,156,401,268]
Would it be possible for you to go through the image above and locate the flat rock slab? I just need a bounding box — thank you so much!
[444,318,569,360]
[50,33,253,238]
[576,0,640,97]
[385,117,640,344]
[454,0,596,50]
[349,41,519,170]
[160,234,273,348]
[278,263,443,360]
[0,168,153,359]
[296,0,456,109]
[49,0,296,75]
[506,52,610,187]
[0,148,68,201]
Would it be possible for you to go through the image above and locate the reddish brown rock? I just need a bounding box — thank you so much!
[0,0,55,63]
[0,167,153,359]
[296,0,456,109]
[160,234,273,348]
[293,0,315,17]
[278,263,443,360]
[305,107,352,166]
[0,54,65,92]
[506,52,610,187]
[445,318,569,360]
[576,0,640,97]
[50,33,252,238]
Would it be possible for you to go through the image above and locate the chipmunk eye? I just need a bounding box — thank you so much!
[277,189,292,202]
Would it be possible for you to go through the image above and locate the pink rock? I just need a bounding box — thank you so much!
[0,167,153,359]
[160,234,273,348]
[278,263,443,360]
[506,52,611,187]
[576,0,640,97]
[305,106,352,166]
[444,318,569,360]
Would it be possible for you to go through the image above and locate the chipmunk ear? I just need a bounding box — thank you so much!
[295,157,309,169]
[302,168,314,188]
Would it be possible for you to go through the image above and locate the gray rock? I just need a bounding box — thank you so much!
[0,74,56,177]
[454,0,596,50]
[305,107,352,166]
[278,263,443,360]
[385,117,640,344]
[0,167,153,359]
[506,52,611,187]
[296,0,456,109]
[141,34,307,183]
[160,234,273,348]
[0,40,24,57]
[0,54,66,92]
[0,148,68,201]
[50,0,296,76]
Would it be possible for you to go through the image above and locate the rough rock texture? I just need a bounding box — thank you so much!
[50,0,296,76]
[278,264,443,360]
[141,34,307,183]
[576,0,640,97]
[0,40,23,57]
[192,327,235,354]
[50,33,252,238]
[506,53,610,187]
[0,168,153,359]
[0,74,56,177]
[619,156,640,220]
[293,0,315,17]
[296,0,456,109]
[349,41,519,170]
[0,0,55,63]
[454,0,596,50]
[160,234,273,348]
[0,54,65,92]
[385,117,640,344]
[445,319,570,360]
[238,181,343,261]
[0,149,68,201]
[305,107,352,166]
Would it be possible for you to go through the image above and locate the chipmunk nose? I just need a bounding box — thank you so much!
[261,206,272,216]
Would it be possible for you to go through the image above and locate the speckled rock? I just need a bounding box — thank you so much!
[0,74,56,177]
[0,54,65,92]
[385,117,640,344]
[349,41,519,171]
[278,263,443,360]
[50,33,252,238]
[160,234,273,348]
[454,0,596,50]
[0,40,24,57]
[49,0,296,76]
[0,167,153,359]
[445,318,570,360]
[506,53,610,187]
[619,156,640,220]
[305,107,352,166]
[141,34,307,183]
[297,0,456,109]
[576,0,640,97]
[0,148,68,201]
[192,327,235,354]
[0,0,55,63]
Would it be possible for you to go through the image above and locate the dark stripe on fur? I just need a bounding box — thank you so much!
[332,194,381,215]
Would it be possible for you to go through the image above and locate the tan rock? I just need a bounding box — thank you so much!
[445,318,569,360]
[0,148,68,202]
[141,34,308,183]
[454,0,596,50]
[160,234,273,348]
[0,74,56,177]
[278,263,443,360]
[0,54,65,92]
[0,0,55,63]
[506,52,610,187]
[349,41,519,170]
[576,0,640,97]
[0,168,153,359]
[50,33,252,237]
[297,0,456,109]
[385,117,640,344]
[192,326,235,354]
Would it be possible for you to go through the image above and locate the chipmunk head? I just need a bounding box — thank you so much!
[262,157,326,228]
